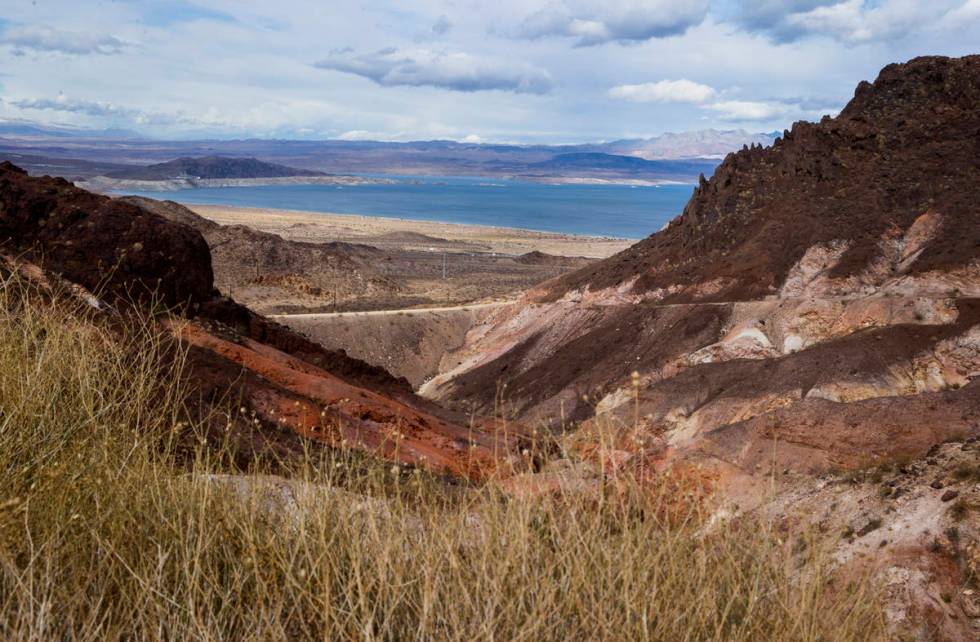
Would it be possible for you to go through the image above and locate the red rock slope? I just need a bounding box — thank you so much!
[0,161,520,479]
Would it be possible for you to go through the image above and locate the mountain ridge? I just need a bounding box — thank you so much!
[0,128,774,183]
[542,54,980,304]
[424,54,980,458]
[105,155,326,180]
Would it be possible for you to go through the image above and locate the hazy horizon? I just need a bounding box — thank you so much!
[0,116,779,146]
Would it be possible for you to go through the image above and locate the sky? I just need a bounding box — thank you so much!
[0,0,977,142]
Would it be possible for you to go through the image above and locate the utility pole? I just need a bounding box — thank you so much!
[442,251,447,280]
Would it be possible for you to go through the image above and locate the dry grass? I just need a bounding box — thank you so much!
[0,276,886,641]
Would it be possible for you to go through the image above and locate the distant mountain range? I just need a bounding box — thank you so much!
[0,120,776,184]
[105,156,325,180]
[0,119,141,140]
[601,129,779,160]
[528,153,717,177]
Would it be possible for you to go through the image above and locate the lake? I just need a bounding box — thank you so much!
[115,176,695,239]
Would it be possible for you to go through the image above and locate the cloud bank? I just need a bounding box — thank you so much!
[0,25,126,55]
[11,96,142,119]
[314,47,553,94]
[703,100,791,122]
[1,1,978,140]
[609,79,716,103]
[607,78,842,124]
[735,0,964,45]
[431,16,452,36]
[517,0,709,46]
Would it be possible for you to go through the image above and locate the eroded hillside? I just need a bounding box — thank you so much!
[425,55,980,442]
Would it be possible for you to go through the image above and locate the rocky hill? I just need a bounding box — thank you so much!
[79,156,391,191]
[0,162,214,307]
[119,196,400,314]
[426,55,980,423]
[105,156,324,180]
[549,57,980,305]
[0,161,522,479]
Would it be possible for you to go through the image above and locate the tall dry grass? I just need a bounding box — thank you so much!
[0,275,885,640]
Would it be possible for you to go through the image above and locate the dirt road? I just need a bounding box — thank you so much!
[270,300,513,320]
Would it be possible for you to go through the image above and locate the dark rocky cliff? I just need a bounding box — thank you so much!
[547,55,980,303]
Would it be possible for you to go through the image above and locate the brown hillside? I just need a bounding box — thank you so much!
[0,162,522,479]
[120,196,401,314]
[547,55,980,304]
[424,54,980,467]
[420,60,980,634]
[0,161,214,308]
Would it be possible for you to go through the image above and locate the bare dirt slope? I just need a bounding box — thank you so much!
[125,198,596,314]
[276,303,506,388]
[120,196,402,314]
[189,204,630,258]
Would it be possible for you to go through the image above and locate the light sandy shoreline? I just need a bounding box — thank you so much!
[188,203,636,258]
[83,175,391,192]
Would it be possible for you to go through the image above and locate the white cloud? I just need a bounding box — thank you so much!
[336,129,400,141]
[934,0,980,32]
[517,0,709,46]
[0,25,127,55]
[735,0,965,45]
[7,94,350,137]
[948,0,980,20]
[606,75,841,127]
[11,95,144,119]
[609,79,716,103]
[703,100,791,122]
[314,47,553,94]
[736,1,839,33]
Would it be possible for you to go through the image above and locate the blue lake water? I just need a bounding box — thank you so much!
[115,176,695,239]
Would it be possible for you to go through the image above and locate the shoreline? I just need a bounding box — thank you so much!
[86,174,695,191]
[82,175,392,192]
[186,203,637,259]
[519,176,691,187]
[187,202,639,242]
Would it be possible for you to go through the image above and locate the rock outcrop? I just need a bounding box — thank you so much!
[0,161,214,309]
